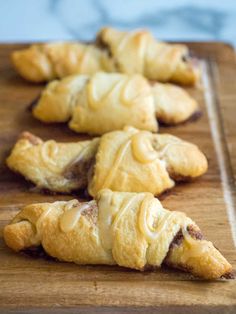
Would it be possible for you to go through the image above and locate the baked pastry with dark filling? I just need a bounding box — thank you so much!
[6,127,208,196]
[4,189,232,279]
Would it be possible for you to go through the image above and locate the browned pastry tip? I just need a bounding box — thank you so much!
[164,224,232,280]
[4,220,36,252]
[19,131,43,145]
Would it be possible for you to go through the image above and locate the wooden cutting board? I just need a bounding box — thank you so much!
[0,42,235,314]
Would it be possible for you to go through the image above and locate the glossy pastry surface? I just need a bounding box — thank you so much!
[4,189,232,279]
[89,127,208,196]
[7,128,208,196]
[68,72,157,134]
[32,72,198,133]
[97,27,200,85]
[12,27,200,85]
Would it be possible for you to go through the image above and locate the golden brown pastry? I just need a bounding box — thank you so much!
[88,126,207,196]
[11,42,114,83]
[33,74,89,123]
[32,73,198,132]
[7,128,208,196]
[3,189,232,279]
[33,72,158,134]
[97,27,200,85]
[6,132,99,193]
[12,27,199,85]
[152,82,198,125]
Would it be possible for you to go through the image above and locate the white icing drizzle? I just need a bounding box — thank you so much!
[117,31,137,53]
[141,204,214,265]
[116,30,147,73]
[120,77,134,107]
[117,31,146,57]
[121,77,150,107]
[65,141,94,170]
[36,206,53,237]
[159,159,167,171]
[59,200,89,233]
[87,77,123,110]
[112,195,139,232]
[101,139,132,189]
[158,141,190,159]
[131,131,159,163]
[138,195,187,244]
[40,140,60,173]
[99,194,139,250]
[98,193,117,250]
[79,45,92,71]
[181,227,219,263]
[98,191,213,267]
[138,195,162,242]
[102,130,167,190]
[138,195,207,265]
[35,201,65,239]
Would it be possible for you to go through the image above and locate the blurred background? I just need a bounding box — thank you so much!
[0,0,236,46]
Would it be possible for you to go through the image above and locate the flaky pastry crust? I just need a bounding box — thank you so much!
[32,72,198,133]
[97,27,200,85]
[6,132,99,193]
[7,128,208,196]
[12,28,200,85]
[3,189,232,279]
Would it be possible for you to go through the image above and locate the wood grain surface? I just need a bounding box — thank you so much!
[0,42,235,314]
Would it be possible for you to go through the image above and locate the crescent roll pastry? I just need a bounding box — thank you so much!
[3,189,232,279]
[33,74,89,123]
[32,72,198,131]
[7,128,208,196]
[68,72,158,134]
[97,27,200,85]
[12,28,199,85]
[33,72,158,134]
[152,82,198,125]
[6,132,99,193]
[11,42,114,83]
[88,127,207,196]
